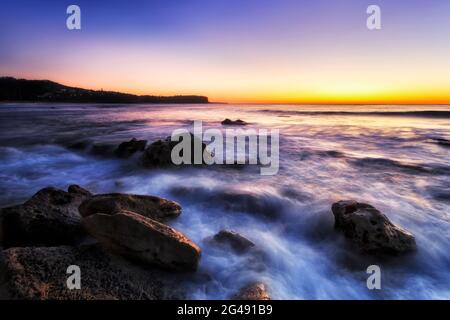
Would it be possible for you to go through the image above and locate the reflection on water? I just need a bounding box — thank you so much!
[0,103,449,299]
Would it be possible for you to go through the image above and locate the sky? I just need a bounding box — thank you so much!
[1,0,449,104]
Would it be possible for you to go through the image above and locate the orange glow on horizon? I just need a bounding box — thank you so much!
[45,78,450,105]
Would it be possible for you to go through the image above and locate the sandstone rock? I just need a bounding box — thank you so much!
[1,245,184,299]
[115,138,147,158]
[212,230,255,253]
[79,193,181,221]
[82,210,201,271]
[232,282,270,300]
[331,200,416,255]
[0,185,92,248]
[221,119,247,126]
[141,134,210,167]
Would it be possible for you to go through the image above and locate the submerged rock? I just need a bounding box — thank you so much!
[221,119,247,126]
[212,230,255,253]
[1,244,184,299]
[82,210,201,271]
[432,137,450,148]
[141,134,210,167]
[232,282,270,300]
[0,185,92,248]
[170,186,281,219]
[331,200,416,255]
[79,193,181,222]
[115,138,147,158]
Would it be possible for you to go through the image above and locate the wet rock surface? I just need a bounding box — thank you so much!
[332,200,416,255]
[115,138,147,158]
[79,193,181,221]
[232,282,270,300]
[1,244,184,299]
[82,210,201,271]
[212,230,255,253]
[0,185,92,248]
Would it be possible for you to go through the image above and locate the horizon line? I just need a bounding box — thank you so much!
[3,75,450,106]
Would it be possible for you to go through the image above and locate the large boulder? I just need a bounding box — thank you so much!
[331,200,416,255]
[0,244,184,299]
[82,210,201,271]
[211,230,255,253]
[141,134,210,167]
[79,193,181,221]
[232,282,270,300]
[0,185,91,248]
[115,138,147,158]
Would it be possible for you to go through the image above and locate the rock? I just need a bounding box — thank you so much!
[432,137,450,148]
[68,185,92,197]
[0,185,92,248]
[115,138,147,158]
[141,138,175,167]
[331,200,416,255]
[79,193,181,221]
[82,210,201,271]
[89,143,116,157]
[170,186,280,219]
[212,230,255,253]
[232,282,270,300]
[141,133,210,167]
[221,119,247,126]
[1,244,184,299]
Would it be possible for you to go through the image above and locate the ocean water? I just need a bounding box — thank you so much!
[0,103,449,299]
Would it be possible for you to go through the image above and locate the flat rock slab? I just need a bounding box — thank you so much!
[0,245,184,300]
[82,210,201,271]
[79,193,181,221]
[332,200,416,255]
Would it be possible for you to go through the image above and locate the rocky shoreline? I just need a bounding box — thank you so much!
[0,180,417,300]
[0,133,419,300]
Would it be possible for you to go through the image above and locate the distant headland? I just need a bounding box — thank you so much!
[0,77,209,104]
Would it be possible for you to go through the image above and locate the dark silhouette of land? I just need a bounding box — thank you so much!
[0,77,209,104]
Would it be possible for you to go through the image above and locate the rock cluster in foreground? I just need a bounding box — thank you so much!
[0,182,419,299]
[332,200,416,255]
[0,186,201,299]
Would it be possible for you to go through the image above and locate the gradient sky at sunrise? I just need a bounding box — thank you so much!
[1,0,450,103]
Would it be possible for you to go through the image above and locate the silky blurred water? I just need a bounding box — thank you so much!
[0,103,449,299]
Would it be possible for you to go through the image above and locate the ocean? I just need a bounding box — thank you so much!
[0,103,449,299]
